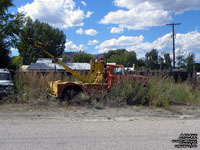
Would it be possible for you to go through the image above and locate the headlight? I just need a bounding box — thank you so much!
[6,86,13,90]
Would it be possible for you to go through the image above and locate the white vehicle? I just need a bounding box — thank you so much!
[197,72,200,80]
[0,69,14,96]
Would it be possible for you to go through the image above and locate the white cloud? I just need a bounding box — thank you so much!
[100,2,171,30]
[81,1,86,6]
[76,28,98,36]
[88,40,99,45]
[84,29,98,36]
[86,11,93,18]
[65,41,87,51]
[100,0,200,30]
[175,30,200,58]
[18,0,92,29]
[114,0,200,14]
[95,35,144,53]
[110,26,124,34]
[95,30,200,62]
[76,28,84,35]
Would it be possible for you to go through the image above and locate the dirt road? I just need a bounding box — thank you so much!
[0,104,199,150]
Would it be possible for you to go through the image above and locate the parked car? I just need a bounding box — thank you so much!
[0,69,14,96]
[197,72,200,80]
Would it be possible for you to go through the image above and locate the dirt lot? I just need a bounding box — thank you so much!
[0,104,200,150]
[1,104,200,121]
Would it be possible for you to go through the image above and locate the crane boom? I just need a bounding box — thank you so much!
[34,41,89,83]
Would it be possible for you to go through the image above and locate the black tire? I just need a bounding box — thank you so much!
[61,87,82,102]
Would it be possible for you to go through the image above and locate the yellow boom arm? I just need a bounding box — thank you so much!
[34,41,89,83]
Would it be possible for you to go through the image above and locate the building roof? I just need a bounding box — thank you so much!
[27,58,91,71]
[36,58,63,63]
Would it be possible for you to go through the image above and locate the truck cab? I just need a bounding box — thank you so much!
[0,69,14,96]
[106,65,147,88]
[105,65,125,88]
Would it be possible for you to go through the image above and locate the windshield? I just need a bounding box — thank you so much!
[0,73,10,80]
[113,67,125,75]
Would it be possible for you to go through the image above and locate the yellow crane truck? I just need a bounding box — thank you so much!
[34,41,147,100]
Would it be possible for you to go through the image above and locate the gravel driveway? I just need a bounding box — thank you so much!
[0,104,199,150]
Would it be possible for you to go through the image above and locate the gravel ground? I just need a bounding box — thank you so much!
[0,104,199,150]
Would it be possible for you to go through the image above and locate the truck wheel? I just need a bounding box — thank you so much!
[62,87,82,102]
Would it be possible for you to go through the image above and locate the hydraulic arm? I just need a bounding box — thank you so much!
[34,41,89,83]
[34,41,105,83]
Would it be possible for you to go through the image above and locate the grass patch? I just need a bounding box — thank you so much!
[13,72,62,106]
[1,72,200,109]
[72,77,148,108]
[147,76,200,108]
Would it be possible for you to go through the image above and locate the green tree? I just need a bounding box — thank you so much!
[186,53,195,71]
[109,54,125,65]
[0,0,24,68]
[124,51,137,67]
[163,53,172,68]
[103,49,127,60]
[176,54,186,68]
[158,55,164,69]
[104,49,137,67]
[18,17,66,65]
[145,49,159,70]
[136,59,146,69]
[72,51,94,63]
[61,55,68,63]
[9,55,22,69]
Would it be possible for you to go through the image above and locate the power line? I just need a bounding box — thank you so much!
[166,23,181,69]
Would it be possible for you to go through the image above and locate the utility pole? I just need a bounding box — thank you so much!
[166,23,181,69]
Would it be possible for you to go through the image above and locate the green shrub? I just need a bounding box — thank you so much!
[147,76,199,107]
[73,77,148,107]
[108,77,148,106]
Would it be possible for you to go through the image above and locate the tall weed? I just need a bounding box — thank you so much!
[147,76,199,107]
[73,77,148,107]
[12,71,200,108]
[14,72,62,105]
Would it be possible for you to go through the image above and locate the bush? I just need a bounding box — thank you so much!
[8,71,200,108]
[108,77,148,106]
[147,76,200,107]
[14,72,62,105]
[73,76,200,108]
[73,77,148,107]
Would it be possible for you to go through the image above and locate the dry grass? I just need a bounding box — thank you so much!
[72,77,148,108]
[2,72,200,108]
[14,72,63,106]
[147,76,200,108]
[73,76,200,108]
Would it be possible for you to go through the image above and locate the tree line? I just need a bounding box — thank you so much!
[62,48,196,71]
[0,0,197,71]
[0,0,66,68]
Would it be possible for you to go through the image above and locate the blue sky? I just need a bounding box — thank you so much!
[10,0,200,62]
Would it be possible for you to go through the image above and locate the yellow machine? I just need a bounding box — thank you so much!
[34,41,147,100]
[34,41,106,99]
